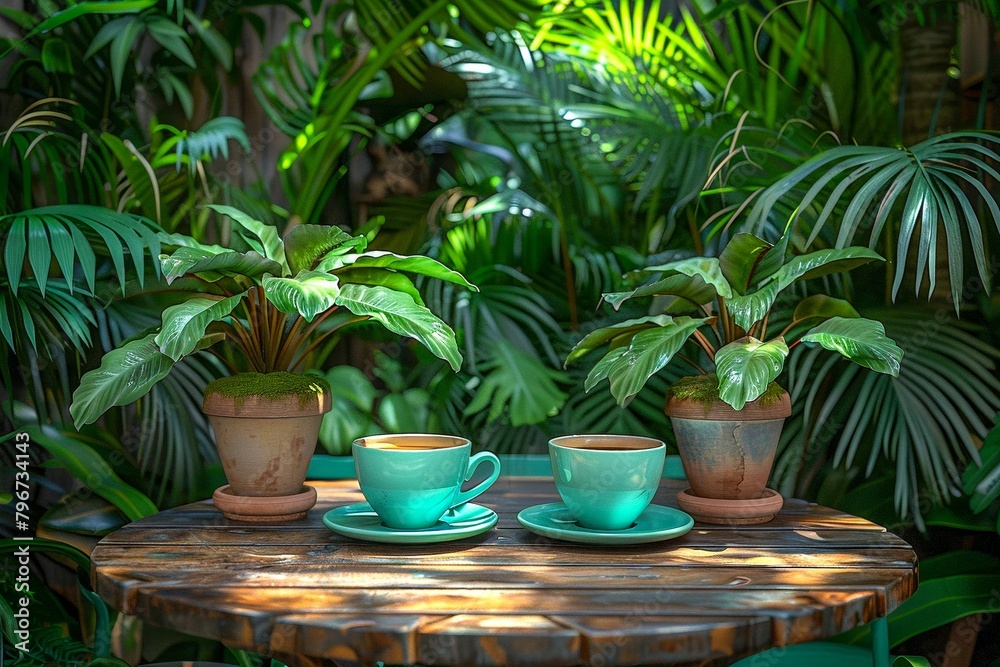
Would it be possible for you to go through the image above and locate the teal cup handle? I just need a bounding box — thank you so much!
[452,451,501,507]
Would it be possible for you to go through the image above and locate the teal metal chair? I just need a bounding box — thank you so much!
[729,617,903,667]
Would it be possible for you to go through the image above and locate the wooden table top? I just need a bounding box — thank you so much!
[91,478,917,667]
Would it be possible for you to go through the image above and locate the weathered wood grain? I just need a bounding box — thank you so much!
[90,477,918,667]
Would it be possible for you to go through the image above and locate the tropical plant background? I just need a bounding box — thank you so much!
[2,0,1000,665]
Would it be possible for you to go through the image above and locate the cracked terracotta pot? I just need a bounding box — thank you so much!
[203,390,332,499]
[665,391,791,501]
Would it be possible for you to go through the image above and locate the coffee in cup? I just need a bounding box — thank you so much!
[549,435,665,530]
[353,434,501,529]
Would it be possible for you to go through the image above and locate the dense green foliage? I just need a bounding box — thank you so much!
[2,0,1000,664]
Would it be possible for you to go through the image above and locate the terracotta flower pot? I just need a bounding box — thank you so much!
[666,391,791,524]
[203,390,332,499]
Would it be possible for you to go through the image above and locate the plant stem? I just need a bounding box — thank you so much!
[759,311,771,341]
[691,329,716,361]
[718,297,733,342]
[274,315,307,371]
[288,315,367,371]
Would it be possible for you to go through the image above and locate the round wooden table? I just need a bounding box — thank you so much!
[91,477,917,667]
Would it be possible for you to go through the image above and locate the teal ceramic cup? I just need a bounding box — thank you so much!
[549,435,666,530]
[353,434,501,530]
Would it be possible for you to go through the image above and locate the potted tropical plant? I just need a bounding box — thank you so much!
[566,230,904,524]
[71,205,475,520]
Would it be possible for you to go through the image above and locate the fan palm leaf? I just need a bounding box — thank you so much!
[1,205,162,297]
[739,132,1000,305]
[778,307,1000,525]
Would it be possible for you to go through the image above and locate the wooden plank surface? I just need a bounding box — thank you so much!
[91,478,918,667]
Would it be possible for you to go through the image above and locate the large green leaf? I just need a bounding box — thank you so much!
[961,415,1000,514]
[728,247,883,329]
[585,317,710,406]
[160,247,281,283]
[603,274,717,312]
[719,233,771,295]
[206,205,289,275]
[335,283,462,370]
[155,294,245,361]
[791,295,860,324]
[800,317,902,376]
[262,271,341,321]
[726,280,781,332]
[464,340,568,426]
[71,333,174,427]
[715,336,789,410]
[326,251,477,290]
[782,247,884,282]
[637,257,733,299]
[334,268,425,305]
[11,426,157,521]
[284,224,354,274]
[566,315,676,365]
[836,552,1000,649]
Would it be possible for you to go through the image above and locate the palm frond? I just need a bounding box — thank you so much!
[153,116,250,172]
[778,306,1000,525]
[739,132,1000,305]
[0,205,162,297]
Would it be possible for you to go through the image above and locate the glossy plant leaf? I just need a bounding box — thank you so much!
[71,333,174,427]
[284,224,354,274]
[728,247,883,329]
[335,268,425,305]
[962,415,1000,514]
[892,658,931,667]
[206,204,289,274]
[335,283,462,371]
[326,251,477,291]
[566,315,676,365]
[350,251,478,290]
[602,274,717,312]
[727,281,782,332]
[791,295,860,325]
[262,271,341,321]
[716,336,789,410]
[837,552,1000,649]
[719,233,771,295]
[585,317,710,406]
[638,257,733,299]
[160,247,281,283]
[155,294,245,361]
[801,317,902,376]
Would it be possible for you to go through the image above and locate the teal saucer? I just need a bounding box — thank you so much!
[517,502,694,545]
[322,502,497,544]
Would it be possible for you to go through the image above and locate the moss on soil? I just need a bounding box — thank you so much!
[204,372,330,406]
[668,373,785,407]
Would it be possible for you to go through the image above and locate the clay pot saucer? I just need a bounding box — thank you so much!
[676,488,783,525]
[212,484,317,522]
